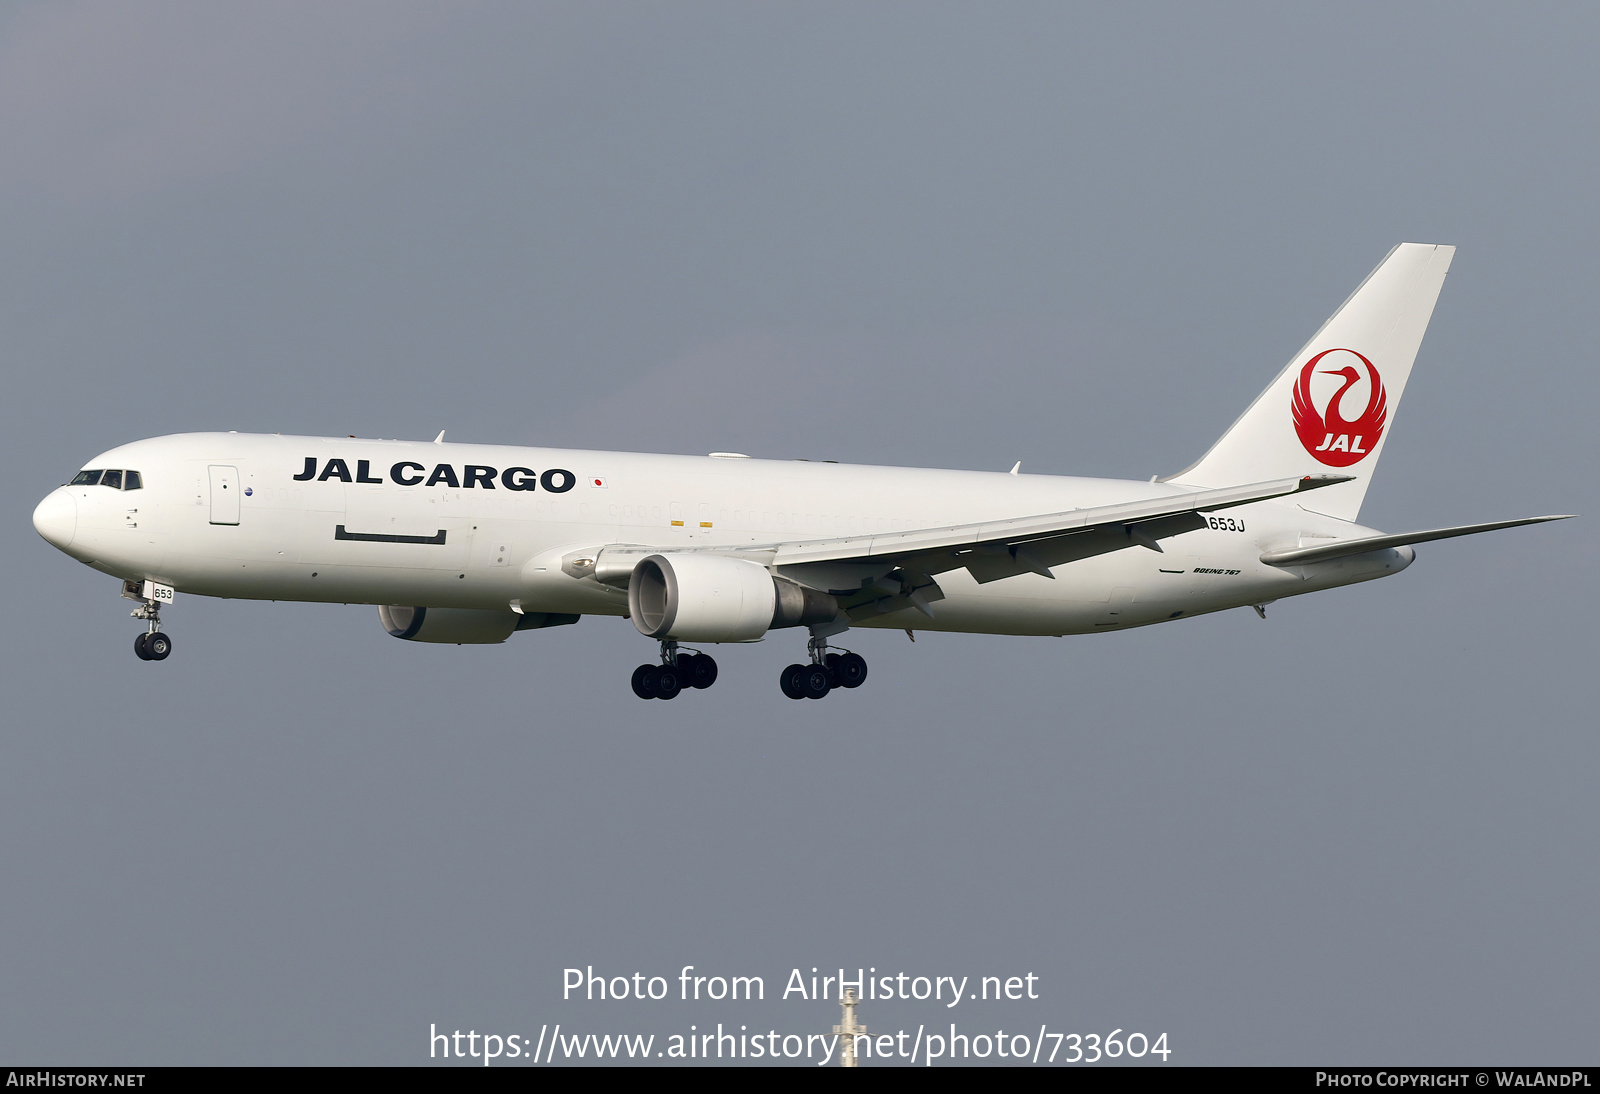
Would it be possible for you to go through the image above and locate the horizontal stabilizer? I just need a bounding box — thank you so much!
[1259,514,1575,567]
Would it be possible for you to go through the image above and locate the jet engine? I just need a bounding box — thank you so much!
[627,553,836,642]
[378,605,578,643]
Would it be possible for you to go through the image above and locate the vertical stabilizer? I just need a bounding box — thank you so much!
[1167,243,1454,521]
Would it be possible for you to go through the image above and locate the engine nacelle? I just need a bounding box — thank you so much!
[628,554,836,642]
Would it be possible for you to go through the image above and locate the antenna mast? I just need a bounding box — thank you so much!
[833,988,865,1067]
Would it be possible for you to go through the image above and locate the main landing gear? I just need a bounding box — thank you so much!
[779,633,867,700]
[631,640,718,700]
[131,598,172,662]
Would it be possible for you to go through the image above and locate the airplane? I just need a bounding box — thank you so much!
[31,243,1572,700]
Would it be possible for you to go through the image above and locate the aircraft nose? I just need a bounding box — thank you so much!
[33,488,77,550]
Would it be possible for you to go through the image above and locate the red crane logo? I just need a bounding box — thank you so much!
[1291,348,1387,467]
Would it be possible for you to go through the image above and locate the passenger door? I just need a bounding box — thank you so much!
[209,465,240,525]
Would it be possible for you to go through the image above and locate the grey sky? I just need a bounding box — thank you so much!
[2,2,1595,1065]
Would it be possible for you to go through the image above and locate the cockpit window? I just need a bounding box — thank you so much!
[70,468,143,489]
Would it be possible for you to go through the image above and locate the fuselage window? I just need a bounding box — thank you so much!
[101,470,123,490]
[123,470,142,490]
[71,470,103,486]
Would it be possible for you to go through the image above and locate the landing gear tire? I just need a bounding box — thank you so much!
[135,632,172,661]
[829,651,867,688]
[654,664,682,700]
[681,653,718,690]
[780,663,808,700]
[631,664,659,700]
[632,640,693,699]
[801,664,832,699]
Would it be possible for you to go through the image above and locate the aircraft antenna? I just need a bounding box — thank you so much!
[433,430,446,444]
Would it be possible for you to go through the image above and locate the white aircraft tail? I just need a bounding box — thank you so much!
[1167,243,1455,521]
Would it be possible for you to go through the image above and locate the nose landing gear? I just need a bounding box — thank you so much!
[130,596,172,662]
[631,640,718,700]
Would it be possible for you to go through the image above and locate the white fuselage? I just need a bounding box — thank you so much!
[34,432,1412,637]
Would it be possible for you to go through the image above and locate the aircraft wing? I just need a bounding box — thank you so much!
[589,474,1352,622]
[1258,514,1575,567]
[766,474,1352,595]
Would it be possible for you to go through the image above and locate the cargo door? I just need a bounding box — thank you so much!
[209,465,240,525]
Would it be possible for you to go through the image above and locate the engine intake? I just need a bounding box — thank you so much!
[628,554,836,642]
